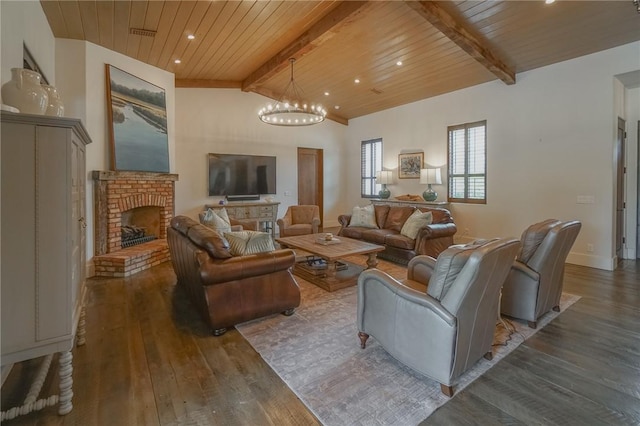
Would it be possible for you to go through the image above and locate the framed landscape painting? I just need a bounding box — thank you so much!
[106,64,169,173]
[398,152,424,179]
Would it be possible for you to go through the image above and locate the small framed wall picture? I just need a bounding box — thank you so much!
[398,152,424,179]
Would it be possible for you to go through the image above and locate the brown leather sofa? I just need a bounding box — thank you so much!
[167,215,301,336]
[338,205,457,264]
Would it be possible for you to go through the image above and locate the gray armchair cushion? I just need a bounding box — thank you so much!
[426,245,476,300]
[518,219,561,263]
[427,239,496,300]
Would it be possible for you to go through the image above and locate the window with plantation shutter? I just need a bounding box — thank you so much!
[448,121,486,204]
[361,138,382,198]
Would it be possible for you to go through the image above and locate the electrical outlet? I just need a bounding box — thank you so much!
[587,244,594,253]
[284,191,291,196]
[577,195,595,204]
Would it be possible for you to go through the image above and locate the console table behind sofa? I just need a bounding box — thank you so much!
[205,201,280,237]
[370,199,450,209]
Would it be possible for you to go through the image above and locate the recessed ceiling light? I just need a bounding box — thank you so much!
[324,92,330,96]
[174,59,181,64]
[396,61,403,66]
[187,34,195,40]
[334,105,340,110]
[544,0,555,3]
[354,78,360,84]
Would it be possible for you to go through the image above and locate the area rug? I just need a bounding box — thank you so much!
[236,279,579,426]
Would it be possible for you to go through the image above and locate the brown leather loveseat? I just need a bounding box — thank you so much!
[167,216,301,336]
[338,205,456,264]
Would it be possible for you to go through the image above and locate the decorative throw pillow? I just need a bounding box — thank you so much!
[202,208,232,234]
[348,205,378,228]
[400,210,433,239]
[224,231,275,256]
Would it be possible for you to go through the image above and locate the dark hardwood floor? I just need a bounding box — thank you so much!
[423,260,640,426]
[1,254,638,425]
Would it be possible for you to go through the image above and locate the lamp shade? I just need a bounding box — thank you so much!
[376,170,393,185]
[420,168,442,185]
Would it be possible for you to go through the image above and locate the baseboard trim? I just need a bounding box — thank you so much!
[566,252,614,271]
[455,236,614,271]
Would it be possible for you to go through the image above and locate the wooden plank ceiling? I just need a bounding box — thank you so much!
[40,0,640,125]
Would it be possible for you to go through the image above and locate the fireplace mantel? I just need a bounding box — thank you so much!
[92,170,179,182]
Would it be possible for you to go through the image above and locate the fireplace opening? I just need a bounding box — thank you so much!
[121,206,161,248]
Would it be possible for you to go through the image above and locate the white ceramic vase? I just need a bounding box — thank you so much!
[43,84,65,117]
[1,68,48,114]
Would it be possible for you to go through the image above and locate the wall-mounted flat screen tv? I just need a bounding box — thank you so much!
[208,153,276,196]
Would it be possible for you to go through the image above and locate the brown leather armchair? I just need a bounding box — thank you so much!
[168,216,300,336]
[277,205,321,237]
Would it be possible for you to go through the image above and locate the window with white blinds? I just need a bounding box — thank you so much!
[448,121,486,204]
[361,138,382,198]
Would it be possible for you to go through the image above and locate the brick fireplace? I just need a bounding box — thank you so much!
[92,171,178,277]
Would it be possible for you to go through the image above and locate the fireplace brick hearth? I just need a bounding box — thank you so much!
[93,170,178,277]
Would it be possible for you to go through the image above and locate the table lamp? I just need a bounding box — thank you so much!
[420,168,441,201]
[376,170,393,199]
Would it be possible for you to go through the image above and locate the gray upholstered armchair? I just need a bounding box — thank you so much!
[277,205,321,237]
[357,238,521,397]
[500,219,581,329]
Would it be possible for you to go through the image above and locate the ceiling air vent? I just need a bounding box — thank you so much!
[129,28,156,37]
[370,88,383,95]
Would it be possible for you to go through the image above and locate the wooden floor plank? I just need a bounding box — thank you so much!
[504,346,640,424]
[2,256,638,425]
[421,390,526,425]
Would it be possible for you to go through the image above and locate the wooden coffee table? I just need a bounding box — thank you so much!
[276,234,385,292]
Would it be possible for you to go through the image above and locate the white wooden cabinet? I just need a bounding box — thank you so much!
[1,111,91,416]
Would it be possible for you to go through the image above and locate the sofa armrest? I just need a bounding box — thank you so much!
[357,269,456,329]
[276,216,292,227]
[407,255,436,285]
[414,223,457,257]
[198,249,296,285]
[337,214,352,235]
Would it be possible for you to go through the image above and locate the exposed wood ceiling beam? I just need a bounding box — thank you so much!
[175,79,242,89]
[404,1,516,85]
[241,1,372,93]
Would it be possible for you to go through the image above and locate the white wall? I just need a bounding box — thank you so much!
[54,41,176,267]
[625,87,640,258]
[174,88,348,226]
[0,0,55,87]
[346,42,640,270]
